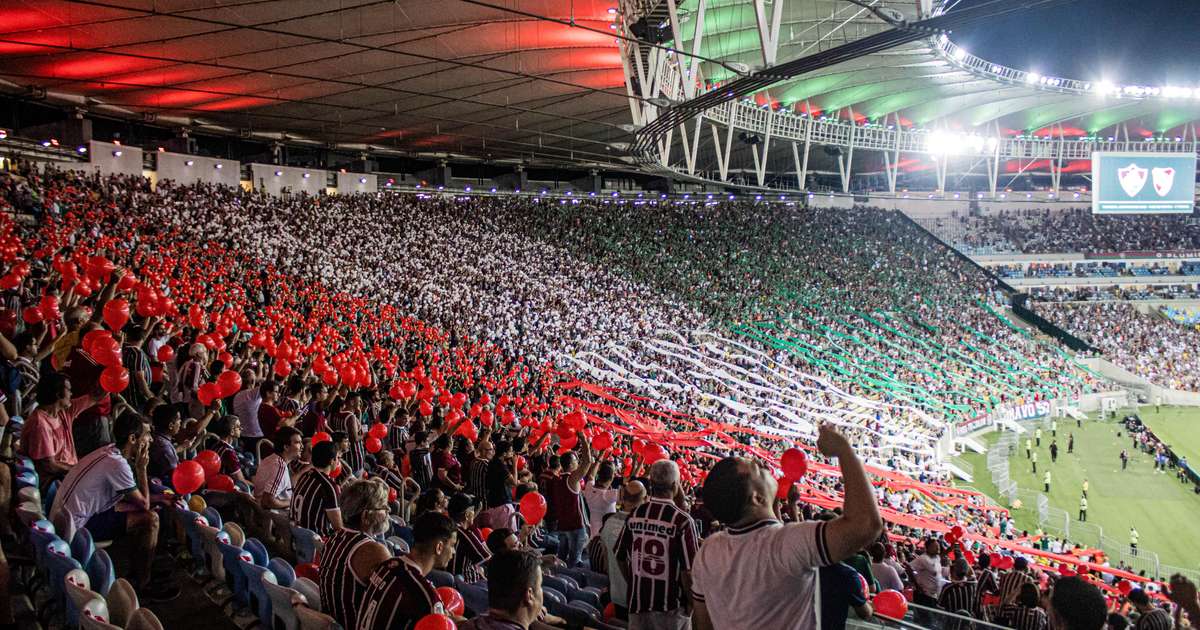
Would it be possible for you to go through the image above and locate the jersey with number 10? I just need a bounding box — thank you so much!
[616,497,699,614]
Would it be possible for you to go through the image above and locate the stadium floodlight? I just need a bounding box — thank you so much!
[304,173,312,179]
[77,146,87,154]
[953,48,967,61]
[274,170,282,176]
[361,178,369,184]
[111,150,122,157]
[465,186,471,192]
[1026,72,1040,84]
[184,159,194,166]
[725,62,751,75]
[490,187,497,193]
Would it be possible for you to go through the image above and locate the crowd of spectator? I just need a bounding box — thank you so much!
[917,208,1200,255]
[0,164,1193,630]
[1034,302,1200,391]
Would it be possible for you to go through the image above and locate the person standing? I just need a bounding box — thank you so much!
[1035,427,1042,447]
[1082,479,1089,498]
[1026,438,1032,459]
[910,539,944,607]
[1044,471,1051,493]
[1130,527,1139,556]
[1031,450,1038,474]
[617,460,698,630]
[1078,496,1088,522]
[690,424,883,630]
[356,512,457,630]
[291,441,343,535]
[1051,419,1057,437]
[938,559,979,619]
[820,562,873,630]
[1068,433,1075,454]
[1121,449,1129,470]
[1050,440,1058,463]
[602,481,647,621]
[551,435,593,568]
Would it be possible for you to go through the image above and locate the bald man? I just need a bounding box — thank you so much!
[600,481,646,621]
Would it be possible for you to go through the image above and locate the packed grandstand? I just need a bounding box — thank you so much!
[1,0,1200,629]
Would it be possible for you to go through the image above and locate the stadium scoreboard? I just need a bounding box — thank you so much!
[1092,152,1197,214]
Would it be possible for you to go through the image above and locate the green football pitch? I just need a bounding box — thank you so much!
[959,407,1200,569]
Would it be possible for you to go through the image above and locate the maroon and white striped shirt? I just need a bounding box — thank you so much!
[615,497,699,614]
[356,556,444,630]
[319,529,376,629]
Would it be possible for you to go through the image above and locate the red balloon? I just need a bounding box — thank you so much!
[99,365,129,394]
[479,527,493,540]
[198,382,222,406]
[21,306,42,325]
[172,460,205,494]
[604,603,616,620]
[592,432,613,451]
[515,455,526,471]
[413,614,455,630]
[388,487,398,503]
[950,525,965,540]
[217,370,242,398]
[39,295,60,321]
[274,359,292,377]
[1117,580,1133,595]
[194,450,222,480]
[780,447,808,479]
[102,299,130,331]
[368,423,388,440]
[776,476,795,500]
[156,344,175,363]
[295,563,320,581]
[479,409,494,427]
[518,491,548,526]
[330,462,343,479]
[643,443,668,464]
[321,370,339,387]
[419,400,433,417]
[208,474,236,493]
[312,432,332,445]
[874,590,908,620]
[366,437,383,454]
[435,586,464,616]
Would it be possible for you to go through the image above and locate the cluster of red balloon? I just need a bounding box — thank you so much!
[171,449,224,494]
[365,423,388,453]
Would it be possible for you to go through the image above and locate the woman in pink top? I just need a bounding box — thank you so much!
[20,373,101,481]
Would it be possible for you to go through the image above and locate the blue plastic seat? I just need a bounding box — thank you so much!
[566,600,602,624]
[15,470,37,490]
[291,526,321,565]
[459,581,489,616]
[86,549,115,598]
[45,542,82,622]
[243,537,269,566]
[268,557,296,587]
[72,528,96,567]
[542,586,567,613]
[202,507,223,530]
[427,569,455,588]
[568,585,602,610]
[217,540,253,607]
[241,555,276,627]
[541,574,571,596]
[42,480,58,515]
[179,508,210,574]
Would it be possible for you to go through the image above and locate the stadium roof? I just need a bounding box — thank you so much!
[0,0,634,166]
[1,0,1197,172]
[677,0,1200,136]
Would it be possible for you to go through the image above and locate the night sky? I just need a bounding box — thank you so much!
[949,0,1200,86]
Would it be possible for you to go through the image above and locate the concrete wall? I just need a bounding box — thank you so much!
[157,152,240,188]
[85,140,143,177]
[248,163,328,197]
[335,172,377,194]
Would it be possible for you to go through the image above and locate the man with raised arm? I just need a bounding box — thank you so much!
[690,423,884,630]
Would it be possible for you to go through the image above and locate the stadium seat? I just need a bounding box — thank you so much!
[86,549,115,598]
[217,539,253,607]
[79,598,119,630]
[458,581,489,616]
[541,574,572,596]
[71,528,96,567]
[180,509,211,575]
[567,585,602,610]
[243,537,270,566]
[268,557,297,587]
[17,484,40,506]
[17,501,43,529]
[125,607,165,630]
[292,577,322,612]
[106,578,139,628]
[64,568,100,629]
[262,576,304,630]
[427,569,455,588]
[242,556,276,627]
[291,526,322,565]
[198,524,228,582]
[295,603,342,630]
[45,539,81,622]
[541,586,567,614]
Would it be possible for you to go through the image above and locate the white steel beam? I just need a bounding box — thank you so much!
[752,0,786,67]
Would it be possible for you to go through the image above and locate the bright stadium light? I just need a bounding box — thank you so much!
[1026,72,1040,84]
[954,48,968,61]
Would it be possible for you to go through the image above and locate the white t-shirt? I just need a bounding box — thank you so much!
[691,519,830,629]
[911,553,943,598]
[49,444,135,541]
[252,453,293,506]
[582,482,619,536]
[871,560,905,593]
